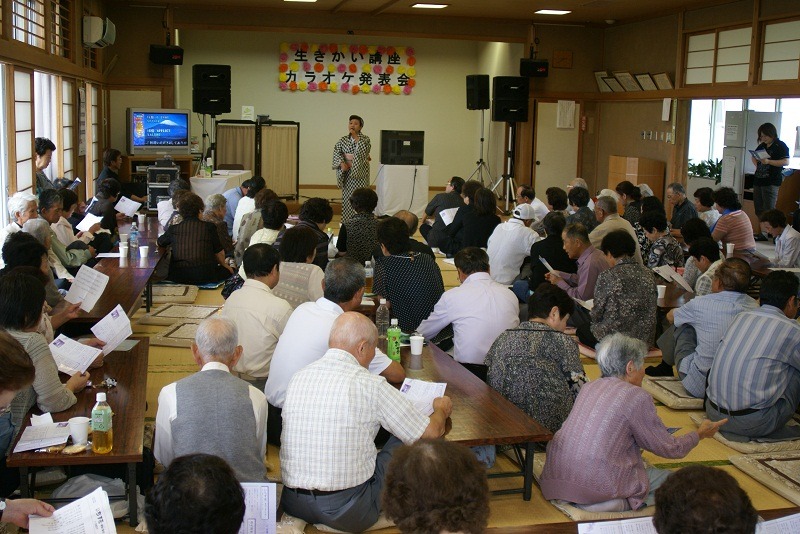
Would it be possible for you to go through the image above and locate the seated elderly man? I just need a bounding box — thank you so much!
[540,334,725,512]
[666,182,698,235]
[589,195,643,264]
[154,316,267,482]
[392,210,434,257]
[574,230,657,347]
[383,439,490,534]
[0,191,38,269]
[145,454,245,534]
[374,217,446,335]
[486,203,539,285]
[516,185,550,223]
[265,258,404,445]
[653,465,758,534]
[222,180,251,237]
[544,223,608,302]
[682,235,724,297]
[420,176,465,247]
[281,312,452,533]
[650,259,757,388]
[417,247,519,381]
[760,208,800,268]
[221,244,292,391]
[706,270,800,442]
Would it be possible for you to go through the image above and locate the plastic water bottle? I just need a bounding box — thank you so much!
[129,221,139,250]
[376,299,390,354]
[91,392,113,454]
[387,318,402,362]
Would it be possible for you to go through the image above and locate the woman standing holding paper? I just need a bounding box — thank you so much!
[751,123,790,216]
[332,115,371,222]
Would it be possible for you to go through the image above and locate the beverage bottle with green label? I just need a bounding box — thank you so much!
[387,318,402,362]
[91,392,113,454]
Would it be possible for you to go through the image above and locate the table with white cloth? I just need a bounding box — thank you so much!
[375,164,429,220]
[190,169,253,198]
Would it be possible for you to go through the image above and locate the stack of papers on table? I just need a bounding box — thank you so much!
[29,487,116,534]
[13,419,70,453]
[400,378,446,416]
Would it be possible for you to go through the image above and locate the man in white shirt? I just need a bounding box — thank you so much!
[589,195,643,264]
[221,244,292,391]
[232,176,265,240]
[281,312,452,533]
[264,257,405,444]
[154,316,267,482]
[760,209,800,268]
[487,203,539,285]
[417,247,520,381]
[516,185,550,223]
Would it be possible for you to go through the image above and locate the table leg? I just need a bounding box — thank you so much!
[523,442,534,501]
[128,462,138,527]
[146,280,153,312]
[19,467,30,497]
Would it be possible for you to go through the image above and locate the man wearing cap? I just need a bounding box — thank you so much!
[486,203,540,285]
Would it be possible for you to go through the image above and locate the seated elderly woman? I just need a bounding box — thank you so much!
[52,189,104,249]
[634,196,668,262]
[0,191,39,268]
[2,232,69,310]
[2,272,103,446]
[157,179,190,228]
[337,187,379,265]
[486,283,586,433]
[540,333,725,512]
[203,194,233,256]
[23,218,77,283]
[157,193,235,284]
[289,197,333,271]
[237,200,289,279]
[383,439,489,534]
[272,225,324,309]
[639,210,684,269]
[711,186,756,253]
[37,190,96,276]
[234,187,279,264]
[574,230,658,347]
[87,178,125,234]
[653,466,757,534]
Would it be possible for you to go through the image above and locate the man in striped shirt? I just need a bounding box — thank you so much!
[706,270,800,441]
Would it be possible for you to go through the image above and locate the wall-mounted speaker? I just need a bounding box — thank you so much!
[193,89,231,116]
[149,45,184,65]
[192,65,231,89]
[466,74,490,110]
[491,76,529,123]
[520,59,549,77]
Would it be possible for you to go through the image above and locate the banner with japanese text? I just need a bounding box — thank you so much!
[278,42,416,95]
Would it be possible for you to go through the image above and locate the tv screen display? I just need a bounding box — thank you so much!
[128,108,190,155]
[380,130,424,165]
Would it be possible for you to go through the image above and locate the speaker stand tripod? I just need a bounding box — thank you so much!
[489,122,518,214]
[467,109,492,185]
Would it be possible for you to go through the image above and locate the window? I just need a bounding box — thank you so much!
[761,19,800,82]
[685,26,752,85]
[82,5,97,69]
[777,99,800,155]
[85,83,101,181]
[688,99,743,164]
[14,69,34,192]
[34,71,59,180]
[50,0,72,59]
[12,0,46,49]
[0,65,9,226]
[61,79,74,179]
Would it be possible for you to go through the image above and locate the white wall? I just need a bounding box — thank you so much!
[175,30,522,187]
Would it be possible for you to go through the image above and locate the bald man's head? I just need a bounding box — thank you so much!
[329,312,379,366]
[393,210,419,235]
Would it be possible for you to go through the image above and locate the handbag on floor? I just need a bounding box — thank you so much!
[221,272,245,299]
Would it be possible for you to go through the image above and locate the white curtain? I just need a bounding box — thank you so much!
[34,71,59,179]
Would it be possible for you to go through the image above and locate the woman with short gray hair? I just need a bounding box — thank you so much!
[203,194,233,255]
[540,333,726,513]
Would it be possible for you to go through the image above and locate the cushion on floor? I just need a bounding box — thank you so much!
[138,304,220,325]
[689,413,800,453]
[730,452,800,506]
[642,377,703,410]
[149,320,202,348]
[151,284,199,304]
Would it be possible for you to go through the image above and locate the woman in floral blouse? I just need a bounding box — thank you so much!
[639,211,685,269]
[486,283,586,434]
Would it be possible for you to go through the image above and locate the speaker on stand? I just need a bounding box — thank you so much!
[465,74,492,185]
[490,76,529,213]
[193,64,232,168]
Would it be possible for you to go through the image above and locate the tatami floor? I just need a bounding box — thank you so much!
[111,217,792,533]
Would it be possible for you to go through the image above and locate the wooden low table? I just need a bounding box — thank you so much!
[657,279,695,310]
[732,250,773,278]
[7,338,150,526]
[402,343,553,500]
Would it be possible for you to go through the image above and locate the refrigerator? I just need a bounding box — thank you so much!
[722,110,782,195]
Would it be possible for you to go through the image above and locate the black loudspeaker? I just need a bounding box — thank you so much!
[193,65,231,115]
[193,89,231,115]
[192,64,231,89]
[491,76,529,123]
[520,59,549,77]
[149,45,184,65]
[466,74,490,110]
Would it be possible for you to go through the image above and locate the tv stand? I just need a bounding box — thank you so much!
[120,155,193,186]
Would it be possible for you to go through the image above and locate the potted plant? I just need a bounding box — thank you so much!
[688,158,722,184]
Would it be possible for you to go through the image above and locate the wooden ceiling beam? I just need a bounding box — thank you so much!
[371,0,403,16]
[330,0,353,14]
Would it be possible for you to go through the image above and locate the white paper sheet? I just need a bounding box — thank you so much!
[442,258,455,265]
[538,256,555,273]
[661,98,672,121]
[91,304,133,355]
[49,334,103,375]
[29,487,117,534]
[578,516,655,533]
[750,149,770,161]
[113,196,142,217]
[757,512,800,533]
[652,266,693,293]
[76,213,103,232]
[439,207,459,226]
[400,378,446,416]
[239,483,277,534]
[31,412,54,426]
[65,265,110,312]
[576,298,594,311]
[13,422,71,453]
[769,267,800,272]
[721,155,736,187]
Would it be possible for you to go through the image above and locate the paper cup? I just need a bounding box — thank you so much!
[137,213,146,226]
[726,243,735,256]
[68,416,90,446]
[657,285,666,298]
[410,335,424,356]
[139,256,148,268]
[120,256,128,268]
[119,245,128,258]
[139,245,149,258]
[119,233,129,243]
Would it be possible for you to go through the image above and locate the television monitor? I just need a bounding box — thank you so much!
[127,108,191,156]
[380,130,424,165]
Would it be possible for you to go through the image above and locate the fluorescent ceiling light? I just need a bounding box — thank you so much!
[412,3,449,8]
[283,0,317,3]
[535,9,571,15]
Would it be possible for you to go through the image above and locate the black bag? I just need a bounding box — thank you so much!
[221,273,244,299]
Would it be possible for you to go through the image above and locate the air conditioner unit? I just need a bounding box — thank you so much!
[83,16,116,48]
